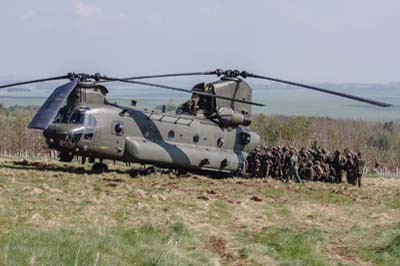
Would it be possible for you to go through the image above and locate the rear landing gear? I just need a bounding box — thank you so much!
[91,163,108,174]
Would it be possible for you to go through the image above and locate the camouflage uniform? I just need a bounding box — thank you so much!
[353,152,364,187]
[252,147,262,177]
[313,161,324,182]
[332,150,344,183]
[246,143,364,188]
[285,150,302,183]
[344,153,355,185]
[260,148,273,178]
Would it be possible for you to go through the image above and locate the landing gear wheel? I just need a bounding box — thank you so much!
[233,162,246,177]
[91,163,108,174]
[59,152,73,162]
[177,169,188,176]
[143,166,159,175]
[233,168,245,178]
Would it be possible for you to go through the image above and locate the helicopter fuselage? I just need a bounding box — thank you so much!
[44,104,260,174]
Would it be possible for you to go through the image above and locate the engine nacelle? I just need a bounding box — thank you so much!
[218,107,251,127]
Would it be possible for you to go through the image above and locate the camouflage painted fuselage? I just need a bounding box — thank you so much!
[45,103,260,174]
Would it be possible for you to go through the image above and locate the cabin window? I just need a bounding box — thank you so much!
[193,134,199,144]
[168,130,175,140]
[112,121,124,136]
[217,138,224,148]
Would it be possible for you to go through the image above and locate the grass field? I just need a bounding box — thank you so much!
[0,159,399,266]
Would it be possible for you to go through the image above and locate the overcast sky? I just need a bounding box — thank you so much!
[0,0,399,83]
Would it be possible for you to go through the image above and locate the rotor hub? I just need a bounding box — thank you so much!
[214,69,251,79]
[67,72,105,82]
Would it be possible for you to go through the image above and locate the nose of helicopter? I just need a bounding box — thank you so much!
[44,124,85,149]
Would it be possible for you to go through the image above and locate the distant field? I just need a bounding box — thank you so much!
[1,81,399,121]
[0,159,399,266]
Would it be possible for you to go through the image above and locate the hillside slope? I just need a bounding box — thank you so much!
[0,159,399,266]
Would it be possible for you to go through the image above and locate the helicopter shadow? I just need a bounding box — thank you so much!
[4,161,129,175]
[4,160,243,180]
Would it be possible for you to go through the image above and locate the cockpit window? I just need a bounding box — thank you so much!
[53,110,86,124]
[69,111,85,124]
[53,111,68,123]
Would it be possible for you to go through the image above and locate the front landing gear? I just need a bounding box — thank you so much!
[91,163,108,174]
[59,152,73,162]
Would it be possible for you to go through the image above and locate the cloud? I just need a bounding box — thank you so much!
[20,10,37,21]
[118,12,128,20]
[73,2,101,19]
[149,13,162,24]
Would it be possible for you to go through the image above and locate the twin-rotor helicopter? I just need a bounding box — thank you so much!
[0,69,391,175]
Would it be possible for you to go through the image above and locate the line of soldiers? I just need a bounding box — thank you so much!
[246,143,364,187]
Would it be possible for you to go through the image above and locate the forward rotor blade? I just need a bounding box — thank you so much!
[103,77,265,107]
[0,75,69,90]
[28,79,78,130]
[100,71,218,83]
[246,73,391,107]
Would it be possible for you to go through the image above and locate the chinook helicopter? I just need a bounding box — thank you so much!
[0,69,391,175]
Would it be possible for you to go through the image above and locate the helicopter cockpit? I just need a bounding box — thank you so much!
[176,83,215,116]
[53,109,84,124]
[44,107,98,152]
[53,107,96,127]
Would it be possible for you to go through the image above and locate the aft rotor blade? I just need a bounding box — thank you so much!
[28,79,78,130]
[246,73,391,107]
[103,77,265,107]
[0,75,69,90]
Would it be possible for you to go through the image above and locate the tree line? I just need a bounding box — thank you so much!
[251,114,400,170]
[0,104,399,170]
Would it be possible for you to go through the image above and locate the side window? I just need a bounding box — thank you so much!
[112,121,124,136]
[88,115,97,128]
[92,116,97,127]
[88,115,93,127]
[83,115,96,142]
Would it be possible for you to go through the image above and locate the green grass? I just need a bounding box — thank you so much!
[358,223,400,266]
[0,223,212,266]
[239,227,338,266]
[1,159,400,265]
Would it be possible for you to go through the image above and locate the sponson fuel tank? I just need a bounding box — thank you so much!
[122,110,260,173]
[124,137,247,172]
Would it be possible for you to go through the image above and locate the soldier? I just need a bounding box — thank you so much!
[246,149,258,177]
[299,161,307,180]
[299,147,309,162]
[274,146,283,179]
[285,149,302,183]
[313,160,324,182]
[283,147,290,180]
[253,147,263,177]
[270,147,278,178]
[354,152,364,187]
[327,164,337,183]
[344,152,355,185]
[260,147,273,178]
[304,160,316,181]
[332,150,344,183]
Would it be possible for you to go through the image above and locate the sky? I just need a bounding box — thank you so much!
[0,0,399,83]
